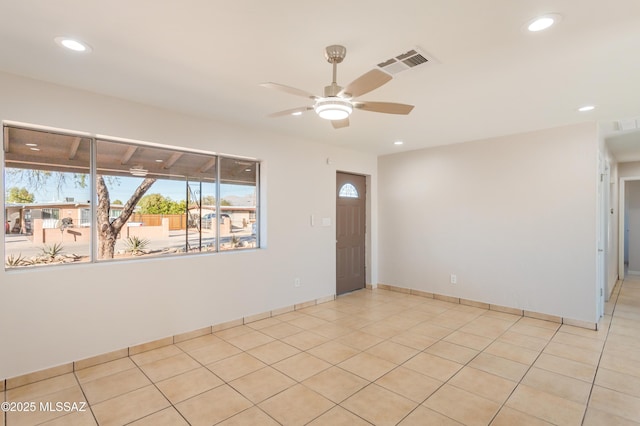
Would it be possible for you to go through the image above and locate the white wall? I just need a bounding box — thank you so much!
[378,123,599,323]
[0,72,378,379]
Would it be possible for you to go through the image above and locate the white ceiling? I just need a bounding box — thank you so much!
[0,1,639,158]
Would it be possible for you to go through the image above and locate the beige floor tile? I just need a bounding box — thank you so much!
[583,406,640,426]
[187,339,242,365]
[336,330,385,351]
[468,353,529,382]
[155,367,223,404]
[286,314,330,330]
[246,316,281,330]
[601,350,640,379]
[130,345,183,366]
[175,334,222,352]
[338,352,397,381]
[303,366,368,403]
[505,384,586,425]
[517,317,561,331]
[543,341,601,366]
[217,406,280,425]
[138,352,200,382]
[7,373,78,400]
[398,405,463,425]
[307,405,373,426]
[360,322,404,339]
[229,366,295,403]
[521,367,592,404]
[206,352,266,382]
[390,330,439,350]
[246,340,300,364]
[224,330,275,351]
[307,340,360,364]
[443,330,494,351]
[74,357,138,384]
[424,384,501,426]
[448,366,517,404]
[176,384,252,426]
[214,325,254,340]
[491,407,553,426]
[484,340,540,365]
[409,322,455,339]
[534,353,596,383]
[508,323,557,340]
[425,340,479,364]
[589,385,640,422]
[596,367,640,398]
[365,340,419,364]
[80,367,150,404]
[497,330,548,351]
[92,385,169,426]
[258,384,334,425]
[259,321,304,339]
[552,331,605,352]
[309,322,354,339]
[559,323,608,340]
[39,410,98,426]
[273,352,331,381]
[403,352,463,382]
[342,384,418,426]
[376,366,443,403]
[281,330,329,350]
[128,407,189,426]
[6,386,87,426]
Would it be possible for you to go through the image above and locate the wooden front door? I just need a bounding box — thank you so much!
[336,172,366,295]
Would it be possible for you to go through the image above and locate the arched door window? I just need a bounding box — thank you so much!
[338,183,359,198]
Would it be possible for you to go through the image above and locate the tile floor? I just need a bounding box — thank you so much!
[3,276,640,425]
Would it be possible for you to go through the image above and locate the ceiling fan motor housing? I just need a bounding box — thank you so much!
[324,45,346,64]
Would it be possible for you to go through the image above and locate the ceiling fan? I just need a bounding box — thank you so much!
[260,45,414,129]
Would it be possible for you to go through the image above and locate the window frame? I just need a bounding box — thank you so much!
[3,124,261,270]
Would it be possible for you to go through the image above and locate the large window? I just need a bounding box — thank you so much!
[3,126,260,269]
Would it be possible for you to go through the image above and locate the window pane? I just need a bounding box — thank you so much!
[4,127,91,268]
[219,157,258,251]
[95,139,217,260]
[339,183,359,198]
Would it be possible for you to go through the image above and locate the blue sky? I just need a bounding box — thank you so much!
[6,171,255,206]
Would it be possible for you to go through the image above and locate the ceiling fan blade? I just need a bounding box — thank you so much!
[354,101,414,115]
[268,106,313,118]
[331,118,350,129]
[260,82,318,100]
[340,69,392,98]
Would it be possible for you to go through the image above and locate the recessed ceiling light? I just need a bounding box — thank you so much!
[578,105,596,112]
[394,141,404,146]
[54,36,92,53]
[25,143,38,147]
[29,147,41,151]
[527,14,561,32]
[155,159,163,163]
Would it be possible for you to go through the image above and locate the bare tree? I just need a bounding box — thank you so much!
[96,175,156,259]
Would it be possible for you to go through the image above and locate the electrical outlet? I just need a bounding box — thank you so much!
[450,274,457,284]
[294,278,301,287]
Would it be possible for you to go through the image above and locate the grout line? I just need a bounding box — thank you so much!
[580,278,622,425]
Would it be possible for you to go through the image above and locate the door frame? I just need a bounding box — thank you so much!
[619,176,640,280]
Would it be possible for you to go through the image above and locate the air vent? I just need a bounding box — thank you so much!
[377,47,436,75]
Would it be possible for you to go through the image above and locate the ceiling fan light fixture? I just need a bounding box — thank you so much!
[314,98,353,120]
